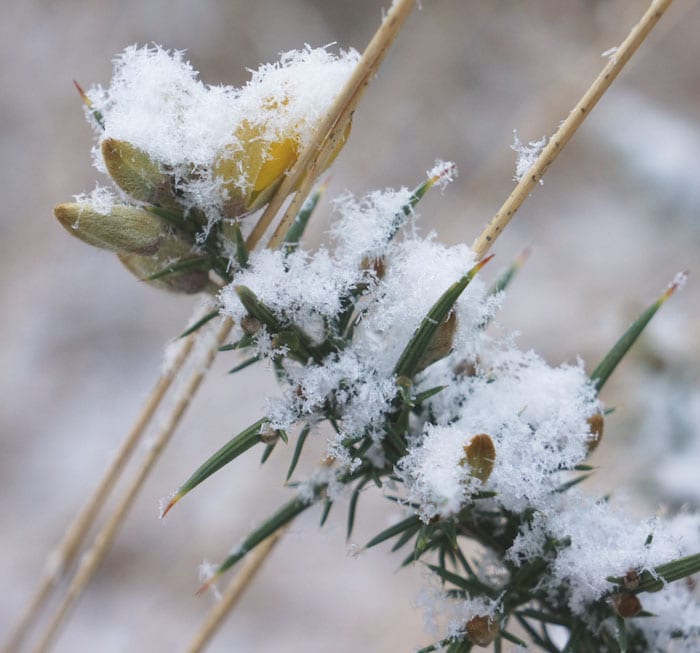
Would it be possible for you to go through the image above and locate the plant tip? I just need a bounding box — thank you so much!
[73,79,92,107]
[159,492,181,519]
[476,253,495,270]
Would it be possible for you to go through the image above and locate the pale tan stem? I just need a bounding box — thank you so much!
[471,0,674,259]
[30,317,233,653]
[247,0,416,249]
[184,528,286,653]
[2,335,195,653]
[184,4,418,650]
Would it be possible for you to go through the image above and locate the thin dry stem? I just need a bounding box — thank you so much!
[11,5,419,650]
[1,334,195,653]
[184,528,286,653]
[247,0,416,249]
[185,4,418,649]
[471,0,674,259]
[30,317,233,653]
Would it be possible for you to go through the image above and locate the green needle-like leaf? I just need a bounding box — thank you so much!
[365,514,422,549]
[391,522,421,552]
[590,273,686,392]
[426,563,472,590]
[286,424,311,482]
[319,498,333,526]
[489,246,531,296]
[282,180,327,254]
[227,355,261,374]
[208,492,320,581]
[394,256,493,379]
[229,221,249,269]
[608,552,700,593]
[615,615,627,653]
[260,442,276,464]
[161,418,268,516]
[179,309,219,338]
[145,256,210,282]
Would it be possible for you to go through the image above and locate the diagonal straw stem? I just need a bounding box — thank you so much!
[471,0,674,259]
[188,0,676,650]
[183,527,287,653]
[30,316,233,653]
[247,0,417,249]
[2,328,196,653]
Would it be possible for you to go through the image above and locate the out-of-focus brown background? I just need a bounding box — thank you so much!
[2,1,699,651]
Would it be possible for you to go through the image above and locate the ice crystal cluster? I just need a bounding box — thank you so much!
[53,45,700,652]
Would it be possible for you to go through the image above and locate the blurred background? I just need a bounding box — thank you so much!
[1,0,699,651]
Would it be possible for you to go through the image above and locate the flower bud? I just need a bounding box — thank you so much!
[586,412,604,453]
[466,615,498,647]
[360,256,386,280]
[101,138,181,210]
[214,121,297,217]
[415,311,457,373]
[259,423,281,445]
[117,238,210,294]
[241,314,262,335]
[611,592,642,618]
[214,117,351,218]
[54,202,169,255]
[460,433,496,484]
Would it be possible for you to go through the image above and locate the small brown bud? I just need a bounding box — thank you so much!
[259,423,281,444]
[460,434,496,484]
[241,314,262,335]
[453,358,477,377]
[415,311,457,373]
[360,256,386,280]
[611,592,642,618]
[586,412,604,453]
[466,615,498,647]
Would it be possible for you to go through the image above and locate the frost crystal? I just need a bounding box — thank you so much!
[86,44,358,225]
[511,130,547,184]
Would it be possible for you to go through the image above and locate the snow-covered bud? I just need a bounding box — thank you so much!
[54,202,169,255]
[611,592,642,618]
[416,311,457,373]
[214,120,297,217]
[241,314,262,335]
[622,569,640,591]
[586,412,604,453]
[465,615,499,647]
[259,423,282,445]
[101,138,180,210]
[453,358,477,377]
[460,433,496,484]
[360,256,386,280]
[214,117,350,218]
[117,238,209,294]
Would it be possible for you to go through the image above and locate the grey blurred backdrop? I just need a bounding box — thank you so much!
[2,1,699,651]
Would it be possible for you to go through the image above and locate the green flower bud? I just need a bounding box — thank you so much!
[54,202,169,255]
[101,138,180,209]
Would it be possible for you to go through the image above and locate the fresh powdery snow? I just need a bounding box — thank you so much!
[86,44,358,222]
[89,44,699,645]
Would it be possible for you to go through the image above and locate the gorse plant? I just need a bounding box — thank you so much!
[9,1,699,652]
